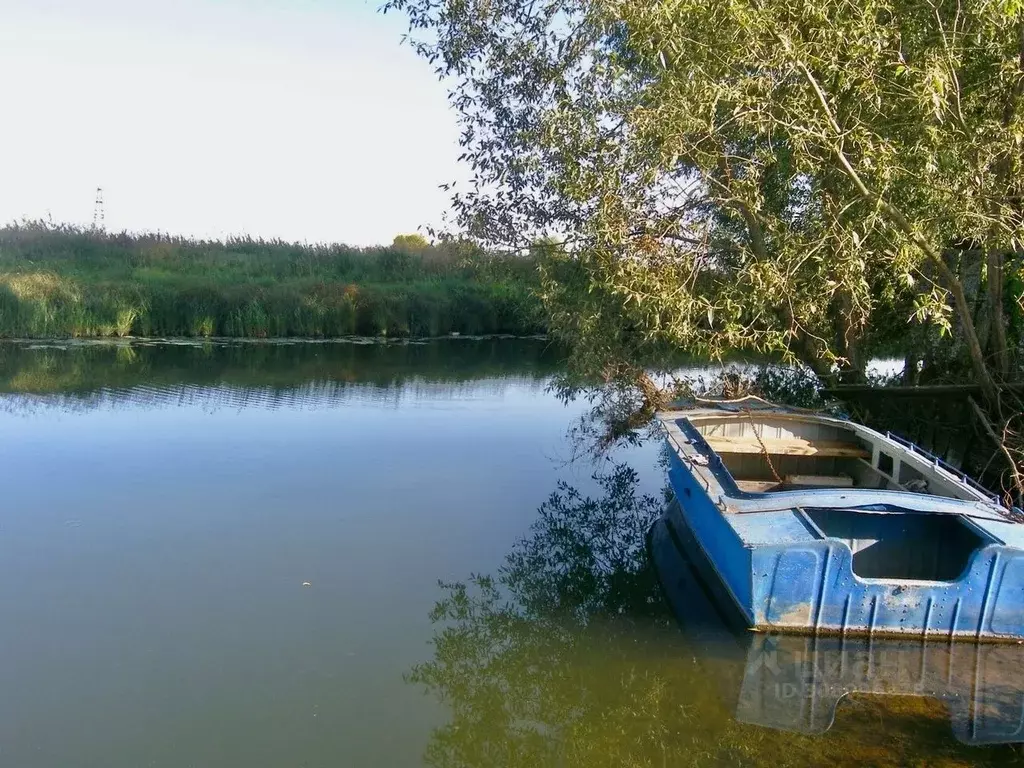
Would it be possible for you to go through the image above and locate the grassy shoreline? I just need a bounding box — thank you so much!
[0,223,544,338]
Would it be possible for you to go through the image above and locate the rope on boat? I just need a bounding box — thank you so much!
[690,393,822,415]
[744,407,783,485]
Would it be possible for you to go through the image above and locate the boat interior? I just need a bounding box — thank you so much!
[688,413,978,501]
[686,413,993,580]
[803,507,985,580]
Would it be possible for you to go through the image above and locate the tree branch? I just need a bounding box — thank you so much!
[795,63,998,397]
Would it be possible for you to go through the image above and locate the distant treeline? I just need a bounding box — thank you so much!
[0,223,545,338]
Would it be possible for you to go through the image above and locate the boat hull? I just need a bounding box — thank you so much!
[665,448,1024,641]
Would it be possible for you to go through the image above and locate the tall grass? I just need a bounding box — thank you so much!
[0,222,544,338]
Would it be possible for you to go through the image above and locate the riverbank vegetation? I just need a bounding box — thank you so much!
[0,222,544,338]
[388,0,1024,501]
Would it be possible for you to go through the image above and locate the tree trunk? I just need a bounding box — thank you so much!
[902,350,921,385]
[946,273,999,401]
[835,287,866,383]
[986,247,1010,377]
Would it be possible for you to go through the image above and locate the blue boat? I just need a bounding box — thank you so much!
[657,397,1024,641]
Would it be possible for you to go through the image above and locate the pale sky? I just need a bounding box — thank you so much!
[0,0,465,246]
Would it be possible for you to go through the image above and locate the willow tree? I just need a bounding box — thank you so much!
[387,0,1023,392]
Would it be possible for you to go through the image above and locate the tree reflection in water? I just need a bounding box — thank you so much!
[410,464,1024,768]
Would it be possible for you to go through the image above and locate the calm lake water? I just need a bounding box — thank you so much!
[0,338,1019,767]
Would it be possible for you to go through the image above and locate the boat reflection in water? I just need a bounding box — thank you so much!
[740,633,1024,745]
[651,499,1024,748]
[413,463,1024,766]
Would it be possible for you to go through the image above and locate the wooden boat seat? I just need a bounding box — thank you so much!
[734,480,782,493]
[784,473,854,488]
[733,475,854,493]
[704,435,870,459]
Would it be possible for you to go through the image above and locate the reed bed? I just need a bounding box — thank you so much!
[0,223,543,338]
